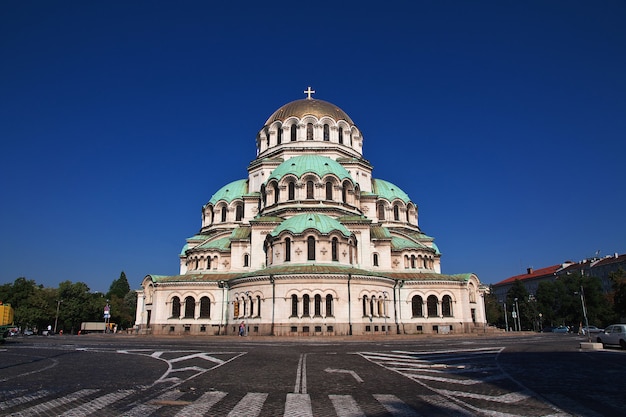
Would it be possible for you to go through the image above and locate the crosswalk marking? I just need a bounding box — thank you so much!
[227,392,268,417]
[59,389,134,417]
[329,394,365,417]
[122,389,186,417]
[3,387,603,417]
[7,389,98,417]
[373,394,421,417]
[173,390,227,417]
[0,390,49,410]
[284,393,313,417]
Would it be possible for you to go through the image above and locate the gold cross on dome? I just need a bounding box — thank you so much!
[304,86,315,99]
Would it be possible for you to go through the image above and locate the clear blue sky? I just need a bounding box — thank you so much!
[1,1,624,293]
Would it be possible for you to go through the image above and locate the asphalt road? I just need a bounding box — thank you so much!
[1,332,625,416]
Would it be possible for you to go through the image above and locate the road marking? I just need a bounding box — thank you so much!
[284,393,313,417]
[329,394,365,417]
[7,389,98,416]
[173,391,227,417]
[417,395,476,417]
[324,367,364,383]
[0,390,49,410]
[294,353,308,394]
[227,392,268,417]
[122,389,186,416]
[58,389,134,416]
[373,394,421,417]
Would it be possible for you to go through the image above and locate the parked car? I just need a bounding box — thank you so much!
[552,326,569,333]
[23,329,34,336]
[596,324,626,349]
[581,325,603,335]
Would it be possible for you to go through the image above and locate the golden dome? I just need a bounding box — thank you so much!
[264,98,354,126]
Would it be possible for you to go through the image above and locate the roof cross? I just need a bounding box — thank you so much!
[304,86,315,99]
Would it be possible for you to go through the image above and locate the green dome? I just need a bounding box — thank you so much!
[208,179,248,205]
[372,179,411,203]
[267,155,353,183]
[271,213,351,237]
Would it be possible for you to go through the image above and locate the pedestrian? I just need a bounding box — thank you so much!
[239,321,245,336]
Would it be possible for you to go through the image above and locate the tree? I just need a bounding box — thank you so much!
[484,286,504,327]
[108,271,131,300]
[610,268,626,321]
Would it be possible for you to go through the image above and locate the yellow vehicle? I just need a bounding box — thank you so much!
[0,302,15,342]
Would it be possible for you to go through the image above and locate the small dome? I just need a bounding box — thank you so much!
[372,179,411,203]
[264,98,354,126]
[208,179,248,205]
[271,213,351,237]
[267,155,353,183]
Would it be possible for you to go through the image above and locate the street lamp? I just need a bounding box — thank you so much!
[54,299,63,334]
[244,291,250,336]
[502,300,509,331]
[577,286,591,342]
[514,298,521,331]
[383,291,388,335]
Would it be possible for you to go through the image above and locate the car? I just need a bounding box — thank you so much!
[581,325,603,335]
[23,329,34,336]
[552,325,569,333]
[596,324,626,349]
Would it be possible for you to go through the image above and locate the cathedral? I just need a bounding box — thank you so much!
[135,89,486,336]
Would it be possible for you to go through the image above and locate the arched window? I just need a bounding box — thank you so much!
[427,295,438,317]
[200,296,211,318]
[285,238,291,262]
[207,257,211,269]
[378,203,385,220]
[307,236,315,261]
[291,294,298,317]
[370,297,375,317]
[411,295,423,317]
[423,257,428,268]
[306,180,314,199]
[233,298,240,317]
[338,127,344,144]
[332,237,338,261]
[221,206,227,222]
[277,125,282,144]
[342,182,348,203]
[171,296,181,318]
[303,294,310,316]
[236,204,243,221]
[290,125,297,141]
[306,123,313,140]
[442,295,453,317]
[362,296,368,316]
[256,295,261,316]
[248,295,254,318]
[314,294,322,316]
[323,124,330,141]
[411,255,416,269]
[265,131,269,147]
[194,258,199,270]
[288,182,295,200]
[325,182,333,200]
[184,296,195,318]
[273,183,280,204]
[373,253,379,266]
[243,254,249,267]
[393,204,400,221]
[326,295,333,317]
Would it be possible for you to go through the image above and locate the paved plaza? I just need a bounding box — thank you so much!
[1,332,625,416]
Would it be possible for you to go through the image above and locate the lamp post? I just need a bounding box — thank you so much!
[578,285,591,342]
[502,301,509,331]
[54,299,63,334]
[514,298,521,331]
[383,291,388,335]
[244,291,250,336]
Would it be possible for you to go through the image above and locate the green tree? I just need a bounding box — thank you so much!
[484,286,504,327]
[610,268,626,321]
[107,271,131,299]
